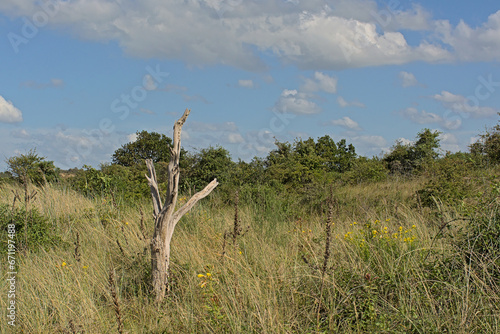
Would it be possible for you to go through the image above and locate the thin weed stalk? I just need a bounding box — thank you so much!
[316,190,334,332]
[108,270,124,334]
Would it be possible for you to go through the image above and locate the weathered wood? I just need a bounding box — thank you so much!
[146,108,218,302]
[145,159,162,218]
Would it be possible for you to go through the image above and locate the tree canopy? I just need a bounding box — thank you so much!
[383,129,441,174]
[112,130,175,166]
[470,114,500,165]
[6,149,59,185]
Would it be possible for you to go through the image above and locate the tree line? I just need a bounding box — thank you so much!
[3,116,500,207]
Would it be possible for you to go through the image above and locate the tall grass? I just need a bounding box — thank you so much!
[0,179,498,333]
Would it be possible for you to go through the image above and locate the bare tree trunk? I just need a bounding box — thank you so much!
[145,108,218,302]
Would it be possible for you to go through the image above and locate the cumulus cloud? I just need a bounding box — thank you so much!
[0,126,124,169]
[400,107,442,124]
[0,96,23,123]
[127,132,138,143]
[400,107,463,130]
[273,89,321,115]
[439,132,461,152]
[399,71,420,87]
[337,96,365,108]
[433,91,499,118]
[228,132,245,143]
[0,0,456,70]
[436,10,500,62]
[350,135,387,156]
[301,72,337,93]
[323,116,362,131]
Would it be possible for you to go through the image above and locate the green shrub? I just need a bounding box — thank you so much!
[470,114,500,166]
[0,204,64,252]
[342,157,388,184]
[417,153,476,207]
[6,149,59,185]
[456,206,500,279]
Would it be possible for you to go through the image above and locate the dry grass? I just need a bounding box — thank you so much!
[0,180,498,333]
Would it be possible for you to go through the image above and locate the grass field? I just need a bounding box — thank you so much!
[1,175,499,333]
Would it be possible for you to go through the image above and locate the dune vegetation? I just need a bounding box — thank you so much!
[1,120,499,333]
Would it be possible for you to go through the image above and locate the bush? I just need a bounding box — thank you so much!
[416,153,476,207]
[0,204,63,252]
[384,128,441,175]
[459,211,500,265]
[470,115,500,166]
[70,164,149,201]
[342,157,388,184]
[6,149,59,186]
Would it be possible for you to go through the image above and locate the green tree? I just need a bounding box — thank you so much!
[231,157,266,186]
[412,128,441,162]
[264,136,357,187]
[71,165,112,197]
[384,129,441,174]
[181,146,235,191]
[470,114,500,165]
[112,130,175,166]
[343,157,388,184]
[6,149,59,185]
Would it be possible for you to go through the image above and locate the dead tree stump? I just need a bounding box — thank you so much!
[145,108,218,302]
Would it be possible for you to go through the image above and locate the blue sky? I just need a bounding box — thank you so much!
[1,0,499,170]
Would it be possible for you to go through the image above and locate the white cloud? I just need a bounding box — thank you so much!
[399,71,419,87]
[337,96,349,108]
[127,133,138,143]
[228,132,244,143]
[382,4,432,31]
[436,10,500,62]
[323,116,362,131]
[0,96,23,123]
[273,89,321,115]
[238,79,254,89]
[400,107,463,130]
[433,91,499,118]
[400,107,442,124]
[0,126,124,169]
[394,137,414,147]
[0,0,456,70]
[301,72,337,93]
[143,74,157,91]
[337,96,365,108]
[440,132,461,152]
[11,128,30,138]
[350,135,387,156]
